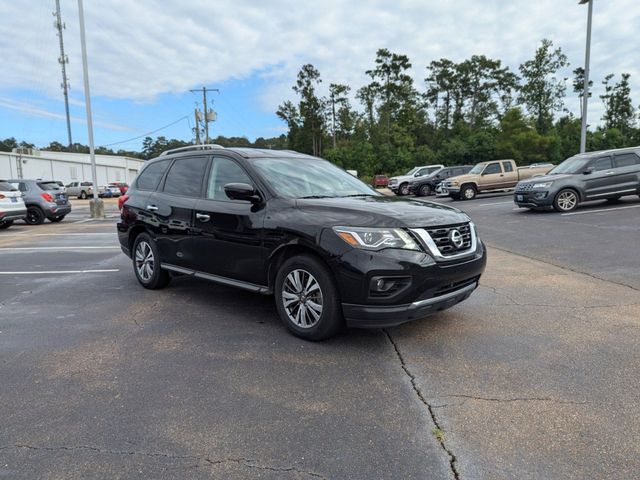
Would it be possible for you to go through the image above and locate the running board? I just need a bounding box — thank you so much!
[160,263,271,294]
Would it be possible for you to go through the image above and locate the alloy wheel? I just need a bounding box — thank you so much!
[281,269,323,328]
[135,241,155,282]
[556,191,578,211]
[400,183,409,196]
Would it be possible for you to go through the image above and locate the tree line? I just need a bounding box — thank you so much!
[277,39,640,178]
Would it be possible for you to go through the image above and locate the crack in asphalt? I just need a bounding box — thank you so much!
[383,330,460,480]
[485,243,640,292]
[480,285,639,310]
[0,444,327,479]
[438,394,588,405]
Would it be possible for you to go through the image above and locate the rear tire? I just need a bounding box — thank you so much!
[553,189,579,212]
[419,184,432,197]
[0,221,13,230]
[80,191,88,199]
[461,185,477,200]
[274,254,344,341]
[25,206,45,225]
[49,216,65,223]
[132,233,171,289]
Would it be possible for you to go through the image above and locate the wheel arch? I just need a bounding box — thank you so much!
[267,242,334,292]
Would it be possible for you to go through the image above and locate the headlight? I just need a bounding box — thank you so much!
[532,182,553,189]
[333,227,420,251]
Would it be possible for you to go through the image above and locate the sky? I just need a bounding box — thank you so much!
[0,0,638,151]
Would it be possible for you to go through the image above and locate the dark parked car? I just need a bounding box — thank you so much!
[410,165,473,197]
[118,145,486,340]
[514,147,640,212]
[6,179,71,224]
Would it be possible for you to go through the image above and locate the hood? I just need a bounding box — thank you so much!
[388,174,413,184]
[295,195,469,228]
[445,173,477,184]
[518,173,575,184]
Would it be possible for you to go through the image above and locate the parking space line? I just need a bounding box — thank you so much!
[561,204,640,216]
[474,201,514,206]
[0,269,120,275]
[0,233,117,237]
[0,246,120,251]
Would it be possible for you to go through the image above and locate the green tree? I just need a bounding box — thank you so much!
[518,39,569,134]
[327,83,351,148]
[600,73,636,136]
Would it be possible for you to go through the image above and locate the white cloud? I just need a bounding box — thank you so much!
[1,0,638,128]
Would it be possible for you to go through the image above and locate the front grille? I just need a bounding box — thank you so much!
[425,223,472,255]
[435,276,479,296]
[516,183,533,192]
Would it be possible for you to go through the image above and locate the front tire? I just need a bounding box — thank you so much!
[419,184,432,197]
[132,233,171,289]
[275,255,343,341]
[25,206,45,225]
[398,183,410,196]
[461,184,477,200]
[553,189,579,212]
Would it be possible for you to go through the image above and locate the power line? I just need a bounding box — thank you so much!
[101,115,190,147]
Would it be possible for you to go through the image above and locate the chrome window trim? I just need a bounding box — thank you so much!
[410,222,478,261]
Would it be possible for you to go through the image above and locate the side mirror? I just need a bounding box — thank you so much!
[583,166,595,175]
[224,183,261,203]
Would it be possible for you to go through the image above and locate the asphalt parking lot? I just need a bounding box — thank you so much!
[1,195,639,479]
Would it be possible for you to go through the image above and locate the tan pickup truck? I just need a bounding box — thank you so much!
[441,159,554,200]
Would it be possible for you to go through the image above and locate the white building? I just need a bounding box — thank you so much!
[0,149,146,185]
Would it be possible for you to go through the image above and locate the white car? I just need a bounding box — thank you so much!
[0,180,27,229]
[387,164,444,196]
[105,184,122,197]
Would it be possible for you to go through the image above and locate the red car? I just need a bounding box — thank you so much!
[109,182,129,195]
[372,175,389,188]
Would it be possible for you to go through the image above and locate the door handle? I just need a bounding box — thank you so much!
[196,213,210,222]
[146,205,158,211]
[605,171,615,175]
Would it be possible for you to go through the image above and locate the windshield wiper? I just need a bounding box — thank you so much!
[340,194,371,197]
[298,195,334,199]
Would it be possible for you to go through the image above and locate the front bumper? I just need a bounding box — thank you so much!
[330,234,487,328]
[514,190,553,208]
[343,279,479,328]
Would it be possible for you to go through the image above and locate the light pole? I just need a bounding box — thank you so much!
[579,0,593,153]
[77,0,103,218]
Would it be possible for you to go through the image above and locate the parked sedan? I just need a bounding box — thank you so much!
[0,180,27,229]
[7,179,71,224]
[372,175,389,188]
[105,184,123,197]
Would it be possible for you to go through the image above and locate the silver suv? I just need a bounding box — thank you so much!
[7,179,72,224]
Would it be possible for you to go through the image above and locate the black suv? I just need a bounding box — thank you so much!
[410,165,473,197]
[118,145,486,340]
[514,147,640,212]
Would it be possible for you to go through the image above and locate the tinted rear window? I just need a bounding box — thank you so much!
[137,159,171,191]
[38,182,61,191]
[163,156,209,197]
[614,153,640,168]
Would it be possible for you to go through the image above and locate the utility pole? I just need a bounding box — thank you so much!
[189,87,219,143]
[53,0,73,149]
[194,108,201,144]
[77,0,103,218]
[579,0,593,153]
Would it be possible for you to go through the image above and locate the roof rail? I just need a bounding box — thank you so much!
[159,144,225,156]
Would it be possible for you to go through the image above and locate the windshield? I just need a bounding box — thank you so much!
[469,164,484,175]
[253,157,379,199]
[548,156,590,175]
[0,182,17,192]
[405,167,419,176]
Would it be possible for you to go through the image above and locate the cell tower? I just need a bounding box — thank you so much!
[53,0,73,148]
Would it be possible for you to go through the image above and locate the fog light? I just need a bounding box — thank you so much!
[369,276,412,298]
[534,192,548,199]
